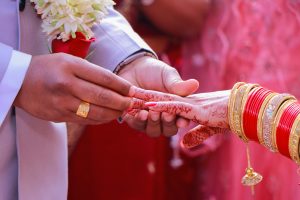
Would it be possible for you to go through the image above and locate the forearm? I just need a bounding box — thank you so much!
[89,7,154,72]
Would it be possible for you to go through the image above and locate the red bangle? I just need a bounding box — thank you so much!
[243,88,272,142]
[276,102,300,158]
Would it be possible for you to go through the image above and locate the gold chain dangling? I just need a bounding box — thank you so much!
[241,143,263,195]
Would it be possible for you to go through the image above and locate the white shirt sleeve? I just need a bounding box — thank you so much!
[0,50,31,125]
[88,7,155,72]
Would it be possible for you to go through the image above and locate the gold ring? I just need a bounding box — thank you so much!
[76,102,90,118]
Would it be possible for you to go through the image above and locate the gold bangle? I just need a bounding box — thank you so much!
[228,82,246,133]
[289,114,300,165]
[231,84,259,142]
[262,94,296,152]
[272,99,297,152]
[257,92,277,145]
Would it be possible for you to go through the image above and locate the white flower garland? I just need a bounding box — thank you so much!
[31,0,115,41]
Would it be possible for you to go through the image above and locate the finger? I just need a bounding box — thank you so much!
[176,118,190,128]
[181,125,227,149]
[161,112,178,137]
[128,98,147,110]
[72,58,132,96]
[125,110,148,131]
[129,86,184,102]
[162,66,199,96]
[71,78,132,111]
[68,97,123,123]
[146,101,197,120]
[145,111,162,137]
[119,98,147,123]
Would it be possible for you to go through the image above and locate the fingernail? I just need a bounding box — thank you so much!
[117,116,124,124]
[146,102,157,107]
[164,113,174,122]
[150,112,160,121]
[140,113,148,121]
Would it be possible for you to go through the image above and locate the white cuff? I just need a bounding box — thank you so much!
[0,50,31,125]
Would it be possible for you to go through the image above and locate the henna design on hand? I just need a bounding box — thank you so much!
[182,125,229,149]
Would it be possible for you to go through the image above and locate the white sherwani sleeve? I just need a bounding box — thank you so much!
[0,43,31,125]
[89,7,153,71]
[0,2,153,200]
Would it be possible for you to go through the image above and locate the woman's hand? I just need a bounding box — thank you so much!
[130,87,231,148]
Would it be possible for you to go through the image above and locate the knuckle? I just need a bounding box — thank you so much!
[101,71,113,84]
[94,90,110,105]
[120,98,131,110]
[54,78,72,91]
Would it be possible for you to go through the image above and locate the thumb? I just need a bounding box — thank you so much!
[163,67,199,96]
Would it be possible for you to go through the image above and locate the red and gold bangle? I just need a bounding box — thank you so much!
[289,112,300,165]
[261,94,296,152]
[243,87,272,142]
[231,84,258,142]
[228,82,246,134]
[272,99,296,152]
[276,102,300,158]
[257,92,277,145]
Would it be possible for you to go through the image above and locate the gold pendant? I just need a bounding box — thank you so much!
[241,143,263,195]
[241,167,263,186]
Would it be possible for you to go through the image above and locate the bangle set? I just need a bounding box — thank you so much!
[229,82,299,164]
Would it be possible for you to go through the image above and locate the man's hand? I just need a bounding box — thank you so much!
[118,56,199,137]
[14,53,133,125]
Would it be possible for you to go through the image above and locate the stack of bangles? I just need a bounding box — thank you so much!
[228,82,300,165]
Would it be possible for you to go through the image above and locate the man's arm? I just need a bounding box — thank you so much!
[0,42,31,125]
[89,7,154,71]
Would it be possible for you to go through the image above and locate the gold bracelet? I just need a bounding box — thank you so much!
[289,114,300,165]
[231,84,259,142]
[271,99,297,152]
[257,92,277,145]
[262,94,296,152]
[228,82,246,133]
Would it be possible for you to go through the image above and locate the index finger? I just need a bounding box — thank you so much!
[129,86,185,102]
[73,58,132,96]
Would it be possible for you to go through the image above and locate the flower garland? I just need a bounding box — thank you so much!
[31,0,115,41]
[31,0,115,58]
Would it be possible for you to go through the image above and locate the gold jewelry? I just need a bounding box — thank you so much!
[257,92,277,145]
[228,82,246,135]
[289,114,300,165]
[261,94,296,152]
[229,83,262,194]
[76,101,90,118]
[272,99,296,152]
[238,84,259,142]
[242,143,263,195]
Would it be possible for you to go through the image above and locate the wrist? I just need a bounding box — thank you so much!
[115,50,157,75]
